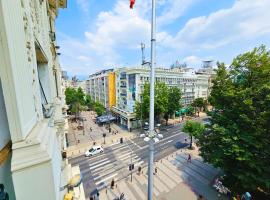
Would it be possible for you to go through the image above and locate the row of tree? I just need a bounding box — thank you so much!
[134,82,182,125]
[134,82,208,124]
[183,45,270,197]
[65,87,105,117]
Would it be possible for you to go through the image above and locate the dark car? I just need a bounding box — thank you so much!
[175,141,189,149]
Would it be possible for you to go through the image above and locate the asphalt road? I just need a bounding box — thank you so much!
[68,118,207,198]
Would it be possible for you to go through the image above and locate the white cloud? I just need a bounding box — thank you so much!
[168,0,270,50]
[59,0,270,76]
[157,0,199,26]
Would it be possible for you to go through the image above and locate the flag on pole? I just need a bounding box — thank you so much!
[130,0,135,9]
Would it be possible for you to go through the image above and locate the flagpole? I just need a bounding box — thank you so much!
[148,0,156,199]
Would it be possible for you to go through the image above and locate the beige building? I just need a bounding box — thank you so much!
[0,0,70,200]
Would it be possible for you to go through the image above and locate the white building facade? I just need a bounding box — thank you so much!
[0,0,69,200]
[86,69,115,109]
[112,66,211,130]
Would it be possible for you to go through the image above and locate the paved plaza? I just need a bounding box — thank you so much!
[96,148,227,200]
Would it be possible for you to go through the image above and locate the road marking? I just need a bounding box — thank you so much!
[123,157,141,164]
[111,144,129,151]
[93,168,117,181]
[129,139,142,149]
[91,162,115,173]
[134,160,144,167]
[89,160,110,170]
[95,173,118,185]
[119,154,137,161]
[118,151,133,159]
[89,158,108,166]
[139,132,183,150]
[107,142,120,147]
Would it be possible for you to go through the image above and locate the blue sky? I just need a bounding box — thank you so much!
[56,0,270,79]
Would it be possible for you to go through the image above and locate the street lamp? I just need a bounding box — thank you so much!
[147,0,157,199]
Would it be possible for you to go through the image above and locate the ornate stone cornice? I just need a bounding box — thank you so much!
[11,120,58,172]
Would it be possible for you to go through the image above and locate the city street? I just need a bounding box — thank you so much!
[68,123,189,197]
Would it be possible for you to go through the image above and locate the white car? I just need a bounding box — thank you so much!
[85,145,104,157]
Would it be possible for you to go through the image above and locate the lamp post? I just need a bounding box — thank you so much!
[147,0,156,199]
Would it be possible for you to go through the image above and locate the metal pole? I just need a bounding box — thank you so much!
[141,97,143,133]
[148,0,156,199]
[131,147,133,182]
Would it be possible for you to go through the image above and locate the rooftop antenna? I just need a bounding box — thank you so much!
[141,42,146,65]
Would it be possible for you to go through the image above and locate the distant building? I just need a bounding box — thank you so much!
[111,66,210,129]
[61,70,68,80]
[0,1,69,200]
[86,69,116,109]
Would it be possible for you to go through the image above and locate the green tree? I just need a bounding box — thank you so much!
[65,87,86,118]
[198,45,270,194]
[94,101,105,116]
[134,82,169,122]
[182,120,205,149]
[192,97,204,116]
[85,95,94,110]
[162,87,182,125]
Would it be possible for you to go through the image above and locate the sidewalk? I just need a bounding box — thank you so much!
[97,145,226,200]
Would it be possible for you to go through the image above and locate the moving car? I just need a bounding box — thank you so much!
[85,145,104,157]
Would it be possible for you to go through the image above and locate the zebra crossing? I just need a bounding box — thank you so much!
[98,151,224,200]
[70,140,146,196]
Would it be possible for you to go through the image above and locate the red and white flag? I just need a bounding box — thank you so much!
[130,0,135,9]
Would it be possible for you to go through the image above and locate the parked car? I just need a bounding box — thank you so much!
[85,145,104,157]
[174,141,189,149]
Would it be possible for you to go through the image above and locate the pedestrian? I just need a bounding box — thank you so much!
[187,154,191,163]
[155,167,158,175]
[111,179,115,189]
[90,127,92,132]
[96,191,99,199]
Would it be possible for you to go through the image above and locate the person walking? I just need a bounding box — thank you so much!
[155,167,158,175]
[187,154,191,163]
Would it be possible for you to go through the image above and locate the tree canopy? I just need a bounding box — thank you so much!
[182,120,205,148]
[134,82,182,122]
[94,101,105,116]
[65,87,87,116]
[197,45,270,194]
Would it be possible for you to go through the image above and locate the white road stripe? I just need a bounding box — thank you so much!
[119,154,137,161]
[95,173,118,185]
[107,142,120,147]
[91,162,115,173]
[134,160,144,167]
[93,168,116,181]
[111,145,129,152]
[123,157,141,164]
[89,160,110,170]
[118,151,132,159]
[89,158,108,166]
[129,139,142,149]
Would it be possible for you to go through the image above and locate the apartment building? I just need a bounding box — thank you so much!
[111,66,212,130]
[0,0,69,200]
[86,69,116,109]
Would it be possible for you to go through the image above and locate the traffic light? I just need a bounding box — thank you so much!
[129,164,134,171]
